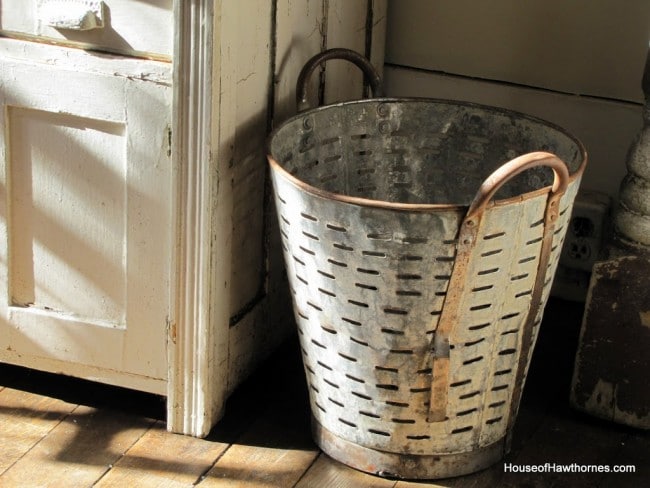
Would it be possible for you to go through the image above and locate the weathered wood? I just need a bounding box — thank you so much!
[0,387,77,475]
[0,405,153,487]
[295,454,397,488]
[96,421,227,487]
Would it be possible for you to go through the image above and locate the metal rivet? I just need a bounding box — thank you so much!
[377,103,390,117]
[378,121,391,134]
[303,118,313,130]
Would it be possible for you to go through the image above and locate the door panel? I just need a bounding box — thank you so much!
[0,41,172,393]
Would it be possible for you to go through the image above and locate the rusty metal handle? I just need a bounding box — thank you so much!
[466,152,570,221]
[296,48,383,112]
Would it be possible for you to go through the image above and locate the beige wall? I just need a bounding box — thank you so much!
[384,0,650,198]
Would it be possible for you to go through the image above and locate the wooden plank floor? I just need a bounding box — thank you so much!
[1,299,649,487]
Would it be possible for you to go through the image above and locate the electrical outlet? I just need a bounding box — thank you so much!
[552,189,611,301]
[559,190,611,272]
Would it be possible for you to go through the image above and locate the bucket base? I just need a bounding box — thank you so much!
[312,417,506,480]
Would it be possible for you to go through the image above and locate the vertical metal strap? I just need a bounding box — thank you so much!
[504,190,563,448]
[428,215,482,422]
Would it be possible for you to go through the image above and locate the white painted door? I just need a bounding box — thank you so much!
[0,39,172,394]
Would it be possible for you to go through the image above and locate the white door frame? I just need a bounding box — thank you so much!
[167,0,228,437]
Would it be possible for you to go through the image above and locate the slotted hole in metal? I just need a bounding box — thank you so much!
[357,167,375,176]
[510,273,528,281]
[472,285,493,292]
[338,418,357,427]
[470,303,492,311]
[342,317,362,326]
[321,136,340,145]
[317,360,333,371]
[489,401,507,408]
[381,328,404,335]
[296,275,308,286]
[360,410,380,418]
[299,245,315,256]
[400,254,423,261]
[348,299,369,308]
[368,429,391,437]
[502,328,519,336]
[519,256,536,264]
[499,348,517,356]
[468,322,492,330]
[384,307,408,315]
[495,369,512,376]
[481,249,502,257]
[515,290,533,298]
[526,236,543,245]
[338,352,357,362]
[307,301,322,311]
[328,397,344,407]
[486,417,503,425]
[302,231,319,241]
[396,290,422,296]
[357,267,380,275]
[317,270,335,279]
[450,379,471,387]
[386,400,409,408]
[315,402,327,413]
[492,384,509,392]
[326,223,347,232]
[293,255,305,266]
[484,232,506,240]
[352,391,372,400]
[451,426,474,434]
[350,336,369,347]
[477,268,499,276]
[463,356,484,366]
[392,418,416,424]
[346,374,365,383]
[324,154,342,163]
[410,387,430,393]
[457,408,478,417]
[333,242,354,251]
[407,435,431,440]
[323,378,339,389]
[502,312,521,320]
[311,338,326,348]
[300,212,318,222]
[328,258,347,267]
[355,283,378,291]
[376,365,399,373]
[318,288,336,298]
[397,273,422,280]
[390,349,414,355]
[464,338,485,347]
[362,250,386,257]
[320,325,337,335]
[281,215,291,226]
[310,383,319,393]
[367,232,392,240]
[376,384,399,391]
[459,390,481,400]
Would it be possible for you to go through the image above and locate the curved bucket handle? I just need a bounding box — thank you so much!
[296,48,384,113]
[428,152,570,425]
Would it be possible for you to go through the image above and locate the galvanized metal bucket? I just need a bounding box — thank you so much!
[267,49,587,480]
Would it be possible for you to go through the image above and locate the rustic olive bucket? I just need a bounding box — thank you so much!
[267,49,587,480]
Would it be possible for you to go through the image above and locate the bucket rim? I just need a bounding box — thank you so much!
[267,97,588,213]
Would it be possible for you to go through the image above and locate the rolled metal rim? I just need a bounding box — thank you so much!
[268,97,588,213]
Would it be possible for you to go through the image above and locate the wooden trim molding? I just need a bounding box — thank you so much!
[168,0,229,437]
